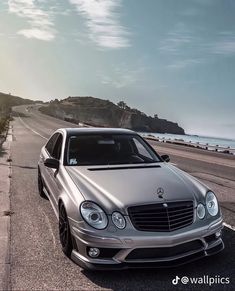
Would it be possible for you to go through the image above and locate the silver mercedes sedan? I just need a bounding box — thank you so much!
[38,128,224,270]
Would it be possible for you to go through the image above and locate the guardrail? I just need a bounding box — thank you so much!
[142,134,235,155]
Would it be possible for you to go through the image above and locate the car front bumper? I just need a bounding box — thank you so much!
[70,217,224,270]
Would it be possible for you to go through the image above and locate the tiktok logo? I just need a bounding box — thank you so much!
[172,276,180,285]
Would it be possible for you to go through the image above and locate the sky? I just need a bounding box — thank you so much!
[0,0,235,139]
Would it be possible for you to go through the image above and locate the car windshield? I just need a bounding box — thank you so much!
[66,134,160,166]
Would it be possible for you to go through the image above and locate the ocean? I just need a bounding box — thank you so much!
[140,132,235,149]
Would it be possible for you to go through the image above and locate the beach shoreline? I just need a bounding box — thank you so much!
[142,133,235,156]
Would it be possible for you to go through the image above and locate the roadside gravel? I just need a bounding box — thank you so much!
[0,126,12,290]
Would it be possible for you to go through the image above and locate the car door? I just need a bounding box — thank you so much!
[45,133,63,210]
[40,132,60,189]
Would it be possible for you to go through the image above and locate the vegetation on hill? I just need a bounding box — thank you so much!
[0,117,8,135]
[0,92,34,134]
[0,92,34,113]
[40,96,185,134]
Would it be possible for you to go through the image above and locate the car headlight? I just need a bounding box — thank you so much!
[206,191,219,216]
[80,201,108,229]
[197,203,206,219]
[112,212,126,229]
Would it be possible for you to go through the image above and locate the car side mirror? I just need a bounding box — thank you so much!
[161,154,170,162]
[44,158,60,169]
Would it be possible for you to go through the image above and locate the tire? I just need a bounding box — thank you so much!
[59,203,73,257]
[38,168,47,199]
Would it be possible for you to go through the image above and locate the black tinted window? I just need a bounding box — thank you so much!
[52,134,63,160]
[66,134,159,166]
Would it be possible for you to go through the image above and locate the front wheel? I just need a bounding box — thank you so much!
[59,204,73,257]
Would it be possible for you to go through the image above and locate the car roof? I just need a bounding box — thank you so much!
[59,127,137,136]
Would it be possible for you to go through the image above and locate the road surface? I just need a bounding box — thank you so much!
[6,105,235,290]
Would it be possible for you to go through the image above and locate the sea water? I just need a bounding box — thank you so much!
[140,132,235,149]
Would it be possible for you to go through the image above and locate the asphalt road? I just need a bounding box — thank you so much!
[8,105,235,290]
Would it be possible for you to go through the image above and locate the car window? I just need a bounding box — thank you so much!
[133,137,154,160]
[66,134,160,166]
[52,134,63,160]
[45,133,59,156]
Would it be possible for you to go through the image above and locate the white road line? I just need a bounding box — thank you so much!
[18,116,47,140]
[223,222,235,231]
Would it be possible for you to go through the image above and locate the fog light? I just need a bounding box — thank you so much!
[88,247,100,258]
[215,231,221,238]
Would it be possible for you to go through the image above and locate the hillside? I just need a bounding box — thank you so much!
[0,92,34,115]
[40,96,185,134]
[0,92,34,134]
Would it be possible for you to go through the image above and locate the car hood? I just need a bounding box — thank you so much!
[65,163,208,214]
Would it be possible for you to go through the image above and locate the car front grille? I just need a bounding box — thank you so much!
[128,201,194,232]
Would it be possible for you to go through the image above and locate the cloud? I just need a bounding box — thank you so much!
[101,73,135,88]
[18,28,55,41]
[160,23,235,62]
[192,0,215,5]
[69,0,130,49]
[101,75,132,88]
[159,23,211,70]
[100,66,145,88]
[214,35,235,55]
[180,7,201,17]
[159,23,197,54]
[167,59,202,70]
[8,0,56,41]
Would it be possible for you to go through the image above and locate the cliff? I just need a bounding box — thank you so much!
[39,96,185,134]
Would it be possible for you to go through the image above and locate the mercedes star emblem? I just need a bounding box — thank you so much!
[157,187,164,198]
